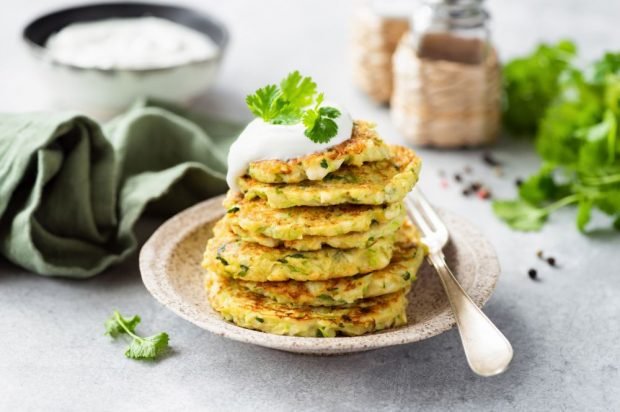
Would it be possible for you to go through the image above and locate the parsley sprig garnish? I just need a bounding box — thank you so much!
[105,310,169,360]
[245,71,342,143]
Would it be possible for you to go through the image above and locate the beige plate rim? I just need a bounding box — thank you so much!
[139,195,500,355]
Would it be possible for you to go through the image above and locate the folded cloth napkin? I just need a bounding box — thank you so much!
[0,99,243,278]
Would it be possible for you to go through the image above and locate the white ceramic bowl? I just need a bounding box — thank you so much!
[23,2,228,114]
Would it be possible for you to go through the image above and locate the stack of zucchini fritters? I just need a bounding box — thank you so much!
[202,121,425,337]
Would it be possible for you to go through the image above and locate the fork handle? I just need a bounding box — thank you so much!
[428,253,513,377]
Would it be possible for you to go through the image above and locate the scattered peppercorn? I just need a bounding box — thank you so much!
[528,268,537,280]
[477,188,491,200]
[482,152,501,167]
[546,257,556,267]
[516,178,524,187]
[536,250,544,259]
[462,188,471,197]
[454,173,462,183]
[470,182,481,191]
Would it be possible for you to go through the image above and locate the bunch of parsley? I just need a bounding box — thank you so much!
[245,71,342,143]
[495,45,620,232]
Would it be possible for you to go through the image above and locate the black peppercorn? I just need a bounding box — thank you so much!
[528,268,537,280]
[482,152,501,167]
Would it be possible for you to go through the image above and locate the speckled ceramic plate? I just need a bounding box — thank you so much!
[140,195,500,355]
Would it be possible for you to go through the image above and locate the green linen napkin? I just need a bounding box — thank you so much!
[0,99,243,278]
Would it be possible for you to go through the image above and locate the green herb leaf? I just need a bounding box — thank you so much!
[518,165,570,205]
[104,311,141,338]
[287,253,306,259]
[125,333,169,360]
[105,311,169,361]
[492,200,549,231]
[502,40,577,135]
[303,106,341,143]
[245,84,281,122]
[279,71,317,109]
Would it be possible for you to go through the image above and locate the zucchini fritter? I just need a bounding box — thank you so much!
[203,219,396,282]
[223,192,404,240]
[238,234,424,306]
[246,120,390,183]
[238,146,421,208]
[225,207,405,251]
[205,271,408,337]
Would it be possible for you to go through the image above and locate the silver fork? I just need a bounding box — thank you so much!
[406,187,513,377]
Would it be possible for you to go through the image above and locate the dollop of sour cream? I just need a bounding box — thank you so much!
[226,103,354,190]
[45,17,219,70]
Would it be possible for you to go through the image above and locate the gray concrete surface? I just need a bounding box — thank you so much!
[1,1,619,411]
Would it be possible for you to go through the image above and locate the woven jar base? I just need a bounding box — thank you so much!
[350,6,409,104]
[390,35,501,147]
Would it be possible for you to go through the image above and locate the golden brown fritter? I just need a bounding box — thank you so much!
[205,271,409,337]
[238,145,422,208]
[246,120,391,183]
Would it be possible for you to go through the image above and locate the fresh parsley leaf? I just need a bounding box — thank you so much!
[591,52,620,85]
[502,40,577,135]
[125,333,169,360]
[518,165,570,205]
[280,71,317,109]
[104,311,140,338]
[303,106,341,143]
[245,72,342,143]
[492,200,550,231]
[105,311,169,361]
[246,84,281,122]
[317,106,340,118]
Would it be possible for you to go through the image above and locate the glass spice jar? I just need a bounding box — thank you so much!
[391,0,501,147]
[350,1,411,104]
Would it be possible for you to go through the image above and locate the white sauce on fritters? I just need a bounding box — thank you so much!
[226,103,353,190]
[45,17,218,70]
